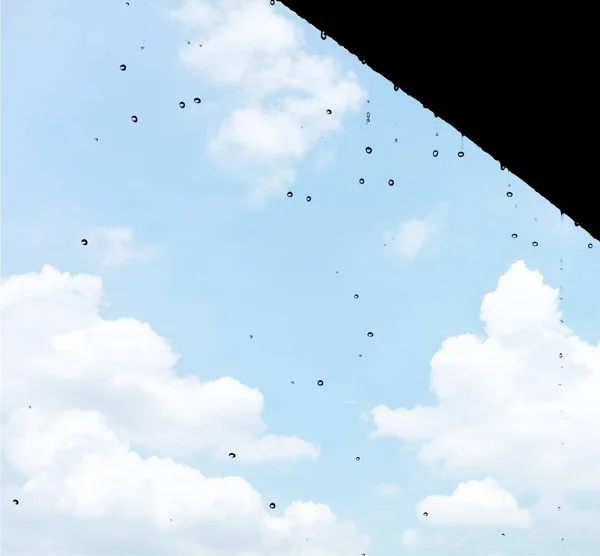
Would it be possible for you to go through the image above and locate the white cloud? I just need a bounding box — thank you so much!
[83,226,156,267]
[370,260,600,529]
[374,482,402,496]
[417,478,531,528]
[384,216,435,260]
[1,265,368,554]
[170,0,366,201]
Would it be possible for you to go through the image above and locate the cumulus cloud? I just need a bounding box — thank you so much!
[371,260,600,496]
[83,226,156,267]
[170,0,366,201]
[1,265,368,554]
[417,478,531,528]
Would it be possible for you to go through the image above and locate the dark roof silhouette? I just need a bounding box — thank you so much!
[281,2,597,241]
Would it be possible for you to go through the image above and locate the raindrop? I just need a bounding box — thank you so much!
[194,97,201,104]
[125,2,129,5]
[321,30,327,40]
[394,85,399,91]
[557,506,561,511]
[131,115,138,123]
[287,191,293,198]
[588,243,593,249]
[559,353,563,358]
[269,502,276,509]
[501,533,506,537]
[511,233,518,238]
[575,221,580,227]
[423,512,428,517]
[367,332,374,338]
[532,241,539,247]
[81,239,88,246]
[358,354,362,358]
[179,101,185,108]
[355,456,360,461]
[317,379,324,386]
[354,294,359,299]
[326,109,332,115]
[365,146,372,154]
[306,196,312,202]
[506,191,513,197]
[394,138,398,143]
[249,335,253,339]
[94,137,98,142]
[228,452,236,458]
[270,0,275,4]
[359,178,365,184]
[457,151,465,157]
[187,41,191,45]
[388,179,394,186]
[501,164,506,170]
[432,149,438,157]
[119,64,126,71]
[12,499,19,505]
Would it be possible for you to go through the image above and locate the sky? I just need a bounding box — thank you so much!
[2,1,600,555]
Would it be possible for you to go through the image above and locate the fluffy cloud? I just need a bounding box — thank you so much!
[417,479,531,528]
[1,265,367,555]
[371,260,600,523]
[83,226,156,267]
[170,0,366,201]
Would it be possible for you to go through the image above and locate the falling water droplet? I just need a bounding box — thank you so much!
[359,178,365,184]
[119,64,127,71]
[365,146,372,154]
[326,109,332,115]
[287,191,293,198]
[432,150,438,157]
[194,97,201,104]
[388,179,394,186]
[131,115,138,123]
[321,30,327,40]
[179,101,185,108]
[306,196,312,202]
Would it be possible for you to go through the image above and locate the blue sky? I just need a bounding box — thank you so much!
[2,1,600,555]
